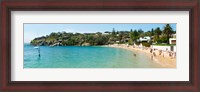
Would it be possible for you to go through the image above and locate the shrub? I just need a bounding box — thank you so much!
[135,41,140,45]
[142,42,150,47]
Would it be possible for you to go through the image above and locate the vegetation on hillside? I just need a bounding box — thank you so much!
[30,24,175,46]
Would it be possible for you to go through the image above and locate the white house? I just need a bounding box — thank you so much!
[171,34,176,38]
[102,33,110,35]
[138,36,151,42]
[169,38,176,44]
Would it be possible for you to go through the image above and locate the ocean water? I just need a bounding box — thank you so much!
[24,44,162,68]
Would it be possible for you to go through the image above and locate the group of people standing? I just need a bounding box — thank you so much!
[150,48,176,60]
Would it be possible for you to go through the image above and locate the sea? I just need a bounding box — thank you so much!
[24,43,162,68]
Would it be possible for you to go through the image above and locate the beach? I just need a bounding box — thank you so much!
[105,44,176,68]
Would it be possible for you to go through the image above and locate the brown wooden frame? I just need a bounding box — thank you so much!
[1,0,199,92]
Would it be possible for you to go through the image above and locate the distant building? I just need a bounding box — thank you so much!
[102,33,110,35]
[169,38,176,44]
[169,34,176,44]
[171,34,176,38]
[137,36,151,42]
[84,33,95,35]
[121,38,130,43]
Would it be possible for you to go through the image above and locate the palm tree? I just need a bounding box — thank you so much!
[163,24,173,44]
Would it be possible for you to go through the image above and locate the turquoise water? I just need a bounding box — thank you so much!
[24,44,162,68]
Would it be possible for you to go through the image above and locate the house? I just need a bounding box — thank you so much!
[169,34,176,44]
[169,38,176,44]
[102,33,109,35]
[122,38,130,43]
[171,34,176,38]
[137,36,151,42]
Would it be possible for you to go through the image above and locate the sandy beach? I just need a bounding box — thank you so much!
[105,44,176,68]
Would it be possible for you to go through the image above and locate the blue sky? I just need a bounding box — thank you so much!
[24,23,176,43]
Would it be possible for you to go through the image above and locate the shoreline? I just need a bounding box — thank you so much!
[104,44,176,68]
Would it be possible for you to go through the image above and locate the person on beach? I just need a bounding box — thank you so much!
[153,49,156,56]
[150,48,153,53]
[127,44,129,47]
[169,51,171,57]
[174,52,176,58]
[171,52,174,59]
[159,50,162,55]
[153,52,156,56]
[162,50,165,57]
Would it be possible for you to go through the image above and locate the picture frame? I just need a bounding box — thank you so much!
[1,0,199,92]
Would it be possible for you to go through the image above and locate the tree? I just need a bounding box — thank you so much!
[163,24,173,44]
[129,30,134,42]
[96,32,102,35]
[144,31,151,36]
[50,32,58,37]
[130,29,133,32]
[133,30,140,40]
[138,29,144,35]
[154,27,162,40]
[151,28,154,36]
[111,28,116,36]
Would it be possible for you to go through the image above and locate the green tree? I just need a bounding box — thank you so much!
[112,28,116,36]
[154,27,162,40]
[128,29,133,44]
[130,29,133,32]
[138,29,144,37]
[151,28,154,36]
[144,31,151,36]
[163,24,173,44]
[129,31,134,42]
[133,30,139,38]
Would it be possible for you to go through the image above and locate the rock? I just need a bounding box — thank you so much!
[82,42,90,46]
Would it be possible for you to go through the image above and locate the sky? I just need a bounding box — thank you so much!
[24,23,176,43]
